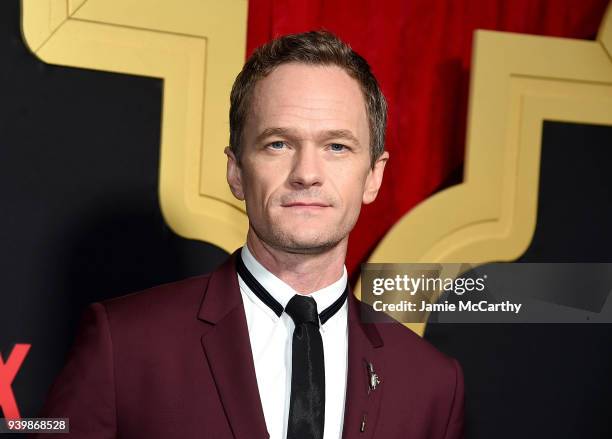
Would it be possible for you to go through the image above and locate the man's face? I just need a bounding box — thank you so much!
[226,63,388,254]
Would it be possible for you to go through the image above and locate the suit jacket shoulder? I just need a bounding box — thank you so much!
[102,273,212,333]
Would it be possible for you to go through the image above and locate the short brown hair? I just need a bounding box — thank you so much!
[229,30,387,168]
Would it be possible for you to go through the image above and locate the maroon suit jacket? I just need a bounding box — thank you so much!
[35,251,464,438]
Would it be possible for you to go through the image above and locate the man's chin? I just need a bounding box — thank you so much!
[273,233,344,255]
[250,220,347,254]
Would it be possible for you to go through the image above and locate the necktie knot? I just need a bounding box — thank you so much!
[285,294,319,326]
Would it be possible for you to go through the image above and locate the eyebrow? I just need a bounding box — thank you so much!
[254,127,361,147]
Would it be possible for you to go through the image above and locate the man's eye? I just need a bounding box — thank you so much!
[330,143,347,152]
[268,141,286,150]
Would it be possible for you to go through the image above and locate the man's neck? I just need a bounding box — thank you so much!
[245,230,347,295]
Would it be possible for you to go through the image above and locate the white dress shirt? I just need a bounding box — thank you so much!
[237,245,349,439]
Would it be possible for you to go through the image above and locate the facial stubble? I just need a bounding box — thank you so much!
[248,206,359,255]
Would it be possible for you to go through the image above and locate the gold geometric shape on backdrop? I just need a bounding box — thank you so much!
[21,0,249,253]
[358,4,612,336]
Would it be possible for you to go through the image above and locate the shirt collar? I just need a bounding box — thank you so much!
[240,245,348,322]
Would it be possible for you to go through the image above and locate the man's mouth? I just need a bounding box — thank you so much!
[282,201,330,209]
[284,201,329,207]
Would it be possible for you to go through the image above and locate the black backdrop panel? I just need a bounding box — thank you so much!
[426,121,612,439]
[0,0,228,418]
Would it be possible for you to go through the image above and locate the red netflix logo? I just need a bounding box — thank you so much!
[0,344,31,419]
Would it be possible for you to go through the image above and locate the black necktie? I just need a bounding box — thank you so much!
[285,294,325,439]
[235,252,348,439]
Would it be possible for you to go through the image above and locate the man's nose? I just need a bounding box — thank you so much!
[288,146,324,188]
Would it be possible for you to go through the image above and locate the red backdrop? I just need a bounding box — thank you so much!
[246,0,610,279]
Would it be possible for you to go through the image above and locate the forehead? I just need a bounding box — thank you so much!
[247,63,369,140]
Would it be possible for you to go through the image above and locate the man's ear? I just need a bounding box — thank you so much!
[225,146,245,200]
[363,151,389,204]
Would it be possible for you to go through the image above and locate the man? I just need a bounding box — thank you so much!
[35,31,464,439]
